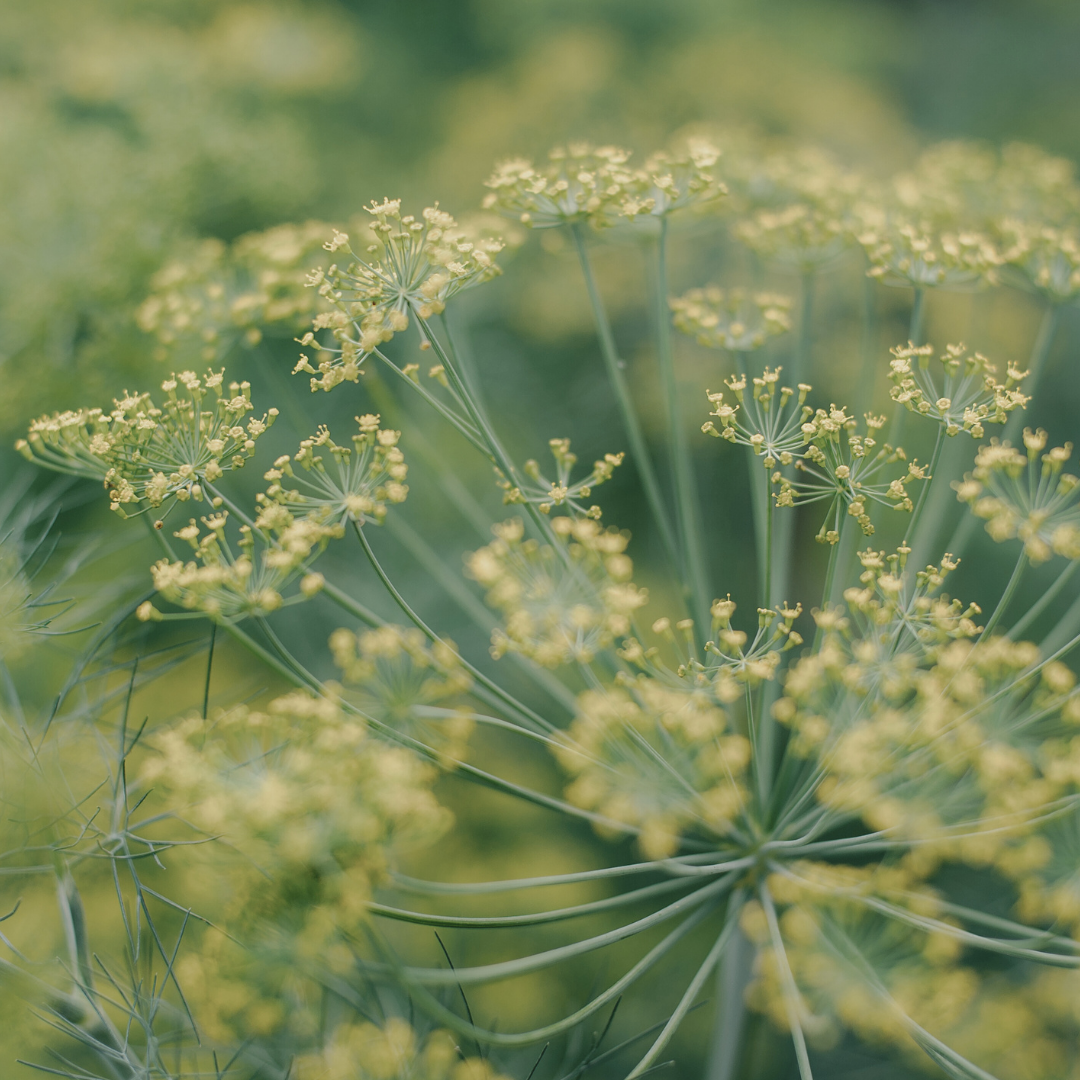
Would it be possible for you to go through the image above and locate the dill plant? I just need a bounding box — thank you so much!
[7,131,1080,1080]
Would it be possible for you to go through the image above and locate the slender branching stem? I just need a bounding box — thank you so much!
[1009,558,1080,640]
[902,425,945,548]
[571,223,682,577]
[979,551,1028,641]
[887,286,926,448]
[1004,303,1063,446]
[652,217,712,630]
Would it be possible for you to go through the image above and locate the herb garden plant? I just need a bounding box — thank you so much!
[8,130,1080,1080]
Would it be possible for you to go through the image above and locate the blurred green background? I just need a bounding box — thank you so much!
[4,1,1080,1077]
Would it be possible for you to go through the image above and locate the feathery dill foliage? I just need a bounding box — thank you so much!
[8,129,1080,1080]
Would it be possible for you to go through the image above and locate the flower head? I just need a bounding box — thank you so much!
[888,342,1029,439]
[671,286,792,351]
[500,436,623,519]
[954,431,1080,562]
[466,517,648,667]
[482,142,635,229]
[259,415,408,527]
[296,204,503,392]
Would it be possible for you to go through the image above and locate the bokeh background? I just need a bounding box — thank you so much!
[4,1,1080,1077]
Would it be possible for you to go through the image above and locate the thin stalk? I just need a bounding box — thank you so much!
[625,892,745,1079]
[763,491,774,610]
[902,425,945,548]
[1009,558,1080,640]
[571,223,681,576]
[760,884,814,1080]
[706,923,755,1080]
[201,622,215,718]
[653,217,711,630]
[812,526,845,649]
[790,270,816,388]
[853,270,878,419]
[978,552,1028,642]
[353,520,558,733]
[1004,303,1063,446]
[417,318,558,549]
[886,286,926,448]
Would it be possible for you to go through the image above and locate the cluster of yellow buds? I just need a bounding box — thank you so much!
[498,436,623,518]
[466,516,647,667]
[293,1018,511,1080]
[743,861,977,1055]
[888,342,1029,438]
[554,678,751,858]
[702,367,811,468]
[18,369,277,519]
[259,414,408,527]
[997,221,1080,303]
[135,221,335,366]
[330,624,473,767]
[139,507,340,622]
[296,202,503,390]
[482,143,637,228]
[670,286,792,351]
[142,694,451,1042]
[954,430,1080,563]
[776,408,924,542]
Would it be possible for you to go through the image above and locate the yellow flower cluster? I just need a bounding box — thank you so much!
[554,678,751,858]
[330,624,474,766]
[260,414,408,527]
[17,369,277,518]
[466,516,648,667]
[783,632,1080,872]
[297,202,503,391]
[954,429,1080,563]
[777,407,924,542]
[142,506,339,622]
[702,367,810,467]
[293,1018,511,1080]
[998,220,1080,303]
[143,692,451,1040]
[670,286,792,352]
[888,342,1029,439]
[744,863,976,1054]
[136,221,335,365]
[500,436,623,519]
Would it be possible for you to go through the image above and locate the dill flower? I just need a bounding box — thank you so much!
[670,286,793,351]
[997,220,1080,303]
[143,692,451,1042]
[887,342,1029,439]
[742,863,977,1056]
[500,437,623,518]
[735,203,851,271]
[554,679,751,859]
[260,414,408,527]
[702,368,811,468]
[296,202,503,392]
[293,1019,509,1080]
[136,221,334,365]
[143,508,340,622]
[616,139,726,219]
[776,408,925,543]
[858,211,1001,290]
[330,624,474,766]
[17,369,278,518]
[465,516,648,667]
[954,430,1080,562]
[482,142,635,228]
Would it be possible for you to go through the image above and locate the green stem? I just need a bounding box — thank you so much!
[1003,303,1063,446]
[853,269,878,418]
[571,223,681,576]
[902,425,945,548]
[813,527,845,649]
[791,269,816,388]
[978,552,1028,642]
[416,317,557,548]
[887,286,926,449]
[706,923,756,1080]
[353,521,558,734]
[1010,559,1080,640]
[201,622,215,718]
[763,490,774,610]
[653,217,711,630]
